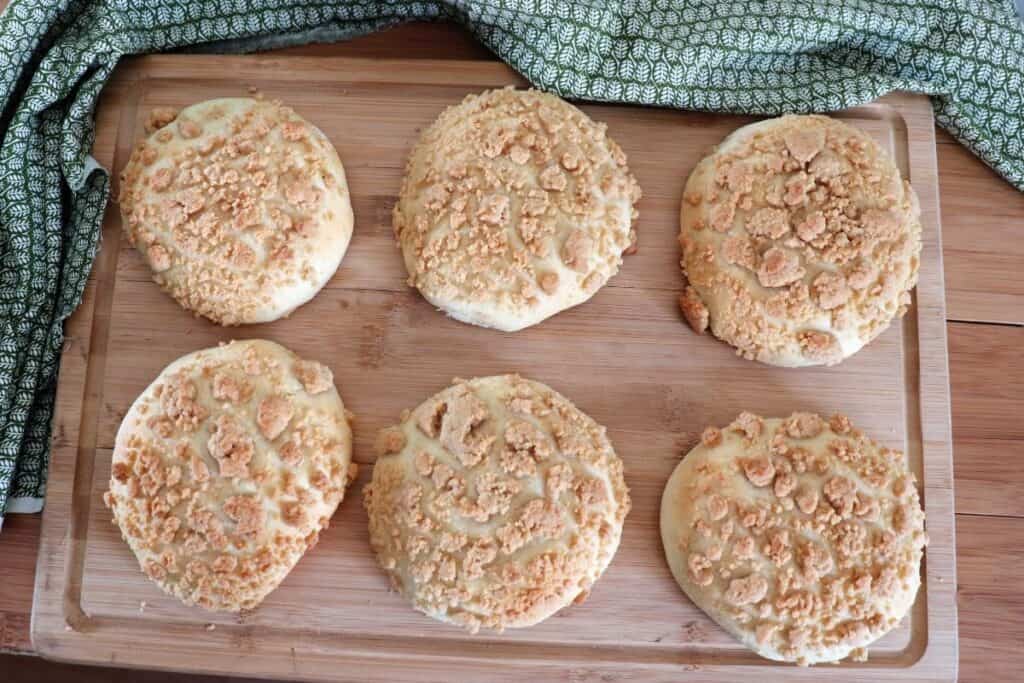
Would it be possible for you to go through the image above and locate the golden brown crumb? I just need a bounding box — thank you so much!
[538,271,559,295]
[375,427,406,456]
[147,244,171,271]
[476,194,509,225]
[688,552,714,585]
[732,535,756,560]
[281,120,308,142]
[741,455,775,487]
[797,330,842,364]
[207,414,254,478]
[707,494,728,520]
[539,164,567,191]
[256,395,293,440]
[145,107,178,133]
[796,212,826,242]
[724,574,769,605]
[733,412,763,440]
[222,495,263,536]
[746,208,790,239]
[701,426,723,447]
[782,128,825,163]
[758,248,805,288]
[293,360,333,395]
[812,271,852,310]
[679,286,709,334]
[562,229,593,273]
[773,472,797,497]
[795,487,818,515]
[210,373,237,403]
[178,118,202,139]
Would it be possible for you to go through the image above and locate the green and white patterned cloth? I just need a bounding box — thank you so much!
[1,0,1022,525]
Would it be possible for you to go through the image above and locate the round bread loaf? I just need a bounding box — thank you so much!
[660,411,927,665]
[119,98,354,325]
[678,115,922,366]
[103,340,356,611]
[393,88,641,332]
[364,375,631,631]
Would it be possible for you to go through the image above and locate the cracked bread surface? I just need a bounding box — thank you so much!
[678,115,922,366]
[365,375,631,631]
[119,98,354,325]
[394,88,641,332]
[660,411,927,665]
[104,340,356,612]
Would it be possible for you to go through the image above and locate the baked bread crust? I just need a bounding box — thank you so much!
[104,340,356,611]
[394,88,641,331]
[119,98,354,325]
[364,375,631,631]
[660,411,927,664]
[678,115,922,366]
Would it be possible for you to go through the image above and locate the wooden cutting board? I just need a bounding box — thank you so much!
[32,56,957,682]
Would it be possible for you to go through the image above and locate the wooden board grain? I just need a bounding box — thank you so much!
[936,136,1024,325]
[949,322,1024,518]
[32,56,957,682]
[955,514,1024,683]
[0,514,38,653]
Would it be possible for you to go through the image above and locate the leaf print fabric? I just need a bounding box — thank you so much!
[1,0,1023,525]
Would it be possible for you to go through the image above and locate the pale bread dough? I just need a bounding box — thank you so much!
[364,375,631,631]
[119,98,354,325]
[394,88,641,332]
[104,340,356,611]
[678,115,921,366]
[660,411,927,664]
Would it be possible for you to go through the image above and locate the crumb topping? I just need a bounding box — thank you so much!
[292,359,333,395]
[256,395,293,440]
[393,88,641,331]
[207,414,255,478]
[662,411,927,665]
[146,107,179,133]
[104,340,354,612]
[679,114,922,367]
[678,285,709,334]
[119,98,354,325]
[364,374,631,632]
[725,574,769,605]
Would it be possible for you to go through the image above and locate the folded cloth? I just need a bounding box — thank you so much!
[1,0,1022,526]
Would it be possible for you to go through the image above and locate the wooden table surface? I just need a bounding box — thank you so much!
[1,21,1021,683]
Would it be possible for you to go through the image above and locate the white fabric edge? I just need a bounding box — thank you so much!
[5,496,44,514]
